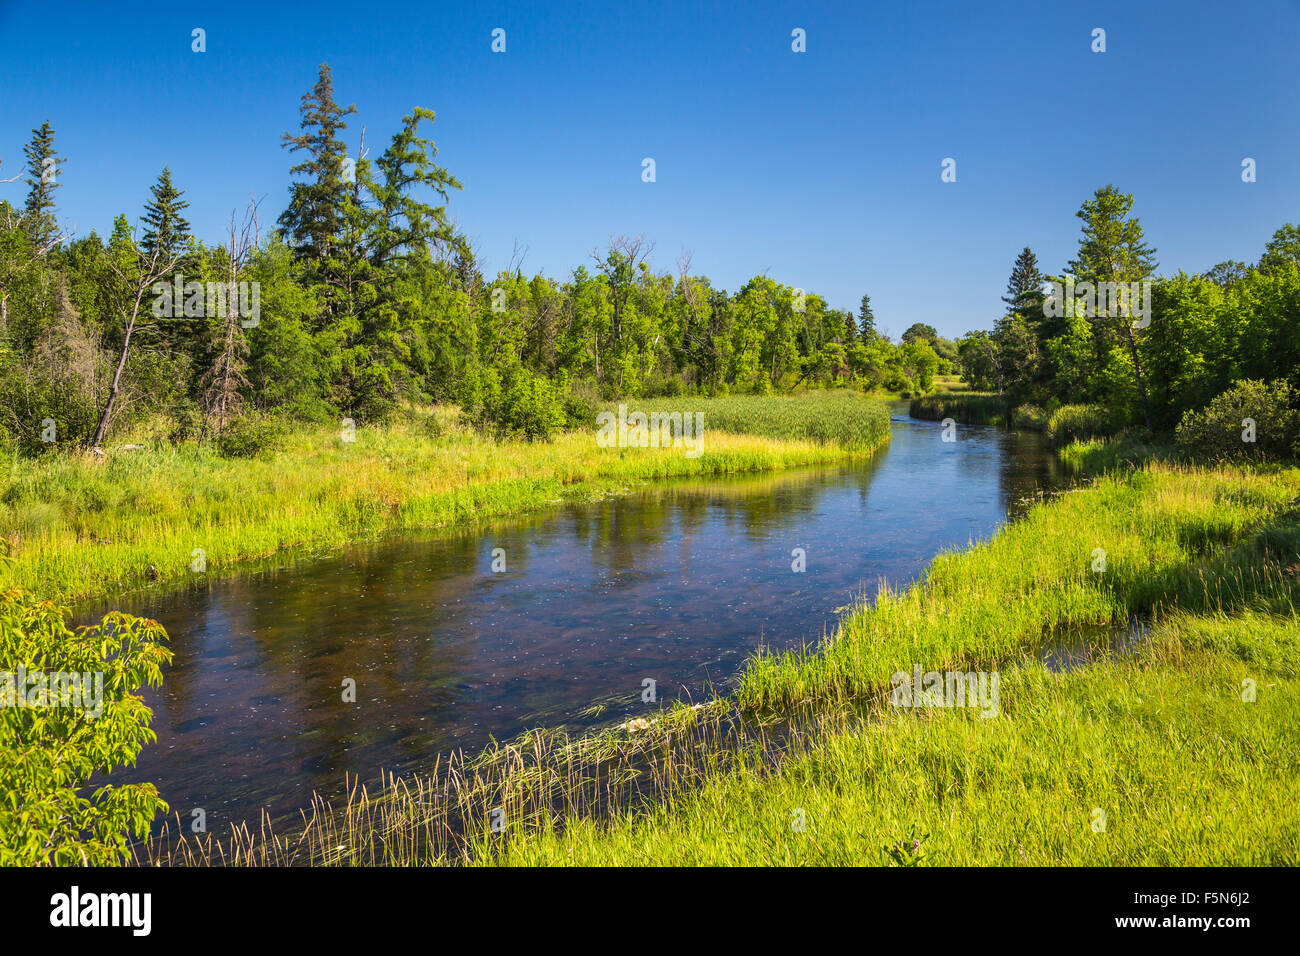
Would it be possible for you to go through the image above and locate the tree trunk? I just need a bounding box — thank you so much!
[92,293,143,450]
[1123,324,1152,429]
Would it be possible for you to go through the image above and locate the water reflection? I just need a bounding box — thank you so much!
[98,405,1066,829]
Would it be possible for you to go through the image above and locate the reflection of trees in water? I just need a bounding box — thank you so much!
[110,427,1067,828]
[568,457,890,577]
[997,429,1070,519]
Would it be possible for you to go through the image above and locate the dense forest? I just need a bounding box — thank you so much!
[4,63,1298,459]
[0,64,960,455]
[959,187,1300,442]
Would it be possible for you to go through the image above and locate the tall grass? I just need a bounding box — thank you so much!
[1045,403,1125,446]
[908,391,1010,425]
[621,392,892,449]
[484,617,1299,865]
[738,462,1299,709]
[1,405,889,605]
[137,458,1300,866]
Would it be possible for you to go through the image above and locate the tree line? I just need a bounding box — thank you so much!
[960,184,1300,434]
[0,64,961,454]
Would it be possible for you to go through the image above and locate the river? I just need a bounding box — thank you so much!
[103,403,1067,830]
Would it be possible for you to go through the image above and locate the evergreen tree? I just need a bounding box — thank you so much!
[278,64,357,277]
[857,293,876,340]
[994,247,1046,398]
[1065,184,1159,427]
[22,120,64,247]
[1001,247,1044,321]
[140,167,192,261]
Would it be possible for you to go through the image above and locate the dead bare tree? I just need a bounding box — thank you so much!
[91,231,184,451]
[199,197,262,444]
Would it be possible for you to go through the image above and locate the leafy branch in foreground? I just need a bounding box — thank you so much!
[0,590,171,865]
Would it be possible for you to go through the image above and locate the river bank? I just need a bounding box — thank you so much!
[1,393,891,606]
[139,421,1300,866]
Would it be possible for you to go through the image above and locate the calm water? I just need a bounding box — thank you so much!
[100,404,1067,829]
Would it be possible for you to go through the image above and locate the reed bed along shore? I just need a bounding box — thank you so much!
[908,391,1010,425]
[621,391,893,448]
[138,456,1300,866]
[1,394,891,605]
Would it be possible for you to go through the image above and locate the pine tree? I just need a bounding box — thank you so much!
[993,247,1046,398]
[140,167,192,261]
[278,64,357,274]
[1066,184,1159,427]
[22,120,64,247]
[857,293,876,340]
[1001,247,1044,322]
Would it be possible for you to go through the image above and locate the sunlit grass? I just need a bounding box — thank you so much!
[484,614,1299,865]
[139,457,1300,866]
[1,405,890,605]
[737,463,1299,709]
[620,391,892,448]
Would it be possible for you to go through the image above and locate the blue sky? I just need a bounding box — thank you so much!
[2,0,1297,337]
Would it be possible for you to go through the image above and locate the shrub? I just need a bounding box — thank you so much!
[215,416,288,459]
[561,389,599,431]
[1175,379,1299,462]
[1009,404,1048,431]
[1045,404,1124,447]
[0,590,171,864]
[481,365,567,440]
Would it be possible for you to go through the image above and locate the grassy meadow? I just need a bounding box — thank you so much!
[0,393,891,605]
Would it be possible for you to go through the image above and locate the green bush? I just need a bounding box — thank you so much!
[481,365,567,440]
[215,416,289,459]
[0,590,171,864]
[1045,404,1124,447]
[1009,404,1048,430]
[1174,379,1299,462]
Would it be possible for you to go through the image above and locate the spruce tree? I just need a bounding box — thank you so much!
[1001,247,1044,322]
[1066,184,1159,427]
[140,166,192,261]
[278,63,357,272]
[857,293,875,340]
[22,120,64,247]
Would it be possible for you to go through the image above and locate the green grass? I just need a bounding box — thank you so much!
[482,614,1298,865]
[737,462,1297,710]
[1057,433,1175,473]
[142,455,1300,866]
[1045,402,1126,447]
[1,399,891,605]
[909,391,1010,425]
[618,391,892,449]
